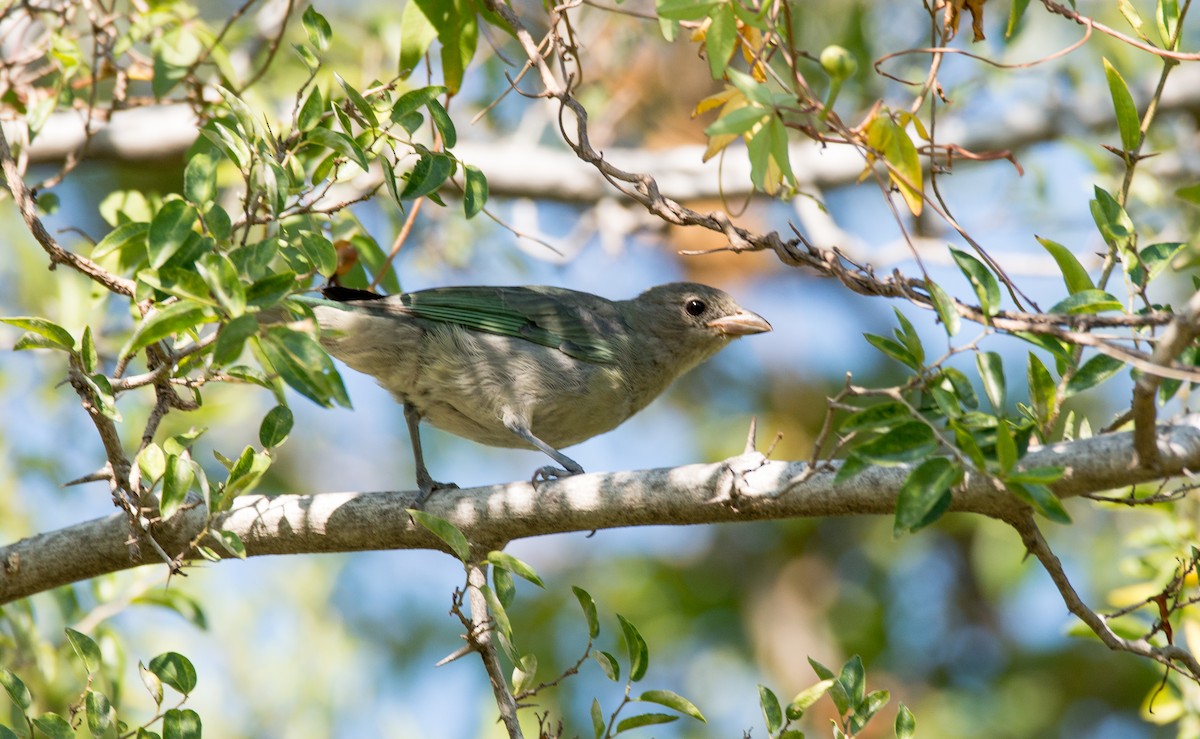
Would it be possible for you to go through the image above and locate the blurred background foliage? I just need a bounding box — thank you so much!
[2,0,1200,736]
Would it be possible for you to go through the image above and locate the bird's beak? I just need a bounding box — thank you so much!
[707,309,772,336]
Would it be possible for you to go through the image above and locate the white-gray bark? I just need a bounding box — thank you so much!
[4,421,1199,605]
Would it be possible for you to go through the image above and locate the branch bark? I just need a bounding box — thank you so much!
[4,421,1200,605]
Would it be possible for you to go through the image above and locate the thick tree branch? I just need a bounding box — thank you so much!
[4,422,1200,605]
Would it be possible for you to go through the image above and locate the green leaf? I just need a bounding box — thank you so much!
[222,446,272,499]
[1158,0,1181,46]
[639,690,705,723]
[1103,58,1141,152]
[705,104,769,137]
[591,698,605,739]
[1177,182,1200,205]
[850,689,891,734]
[1008,482,1071,523]
[864,333,920,370]
[492,565,515,608]
[65,627,102,673]
[336,73,379,128]
[302,6,332,51]
[213,313,259,366]
[0,668,33,709]
[161,454,194,520]
[573,586,600,639]
[1090,186,1136,256]
[137,443,167,486]
[1006,0,1032,37]
[409,509,471,561]
[940,367,979,409]
[148,200,198,269]
[140,661,164,705]
[86,689,114,737]
[896,703,917,739]
[217,530,247,558]
[808,657,848,713]
[787,678,837,720]
[0,725,19,739]
[398,0,438,78]
[705,3,737,78]
[657,0,722,21]
[854,421,937,465]
[426,98,457,148]
[162,708,202,739]
[1130,242,1185,287]
[402,152,454,199]
[594,650,620,682]
[259,404,293,448]
[390,86,448,123]
[121,300,213,358]
[92,220,150,259]
[82,373,121,422]
[259,326,349,407]
[995,420,1017,473]
[1036,236,1094,294]
[0,317,74,350]
[138,267,216,306]
[463,164,488,219]
[615,713,679,732]
[1065,353,1126,396]
[841,402,912,433]
[926,279,960,336]
[759,684,783,733]
[480,583,512,638]
[487,551,545,587]
[184,150,218,205]
[149,652,198,695]
[1027,353,1057,428]
[977,351,1006,412]
[839,655,866,709]
[296,231,339,277]
[618,614,649,682]
[894,457,960,534]
[1006,466,1065,485]
[1048,289,1122,315]
[512,653,537,694]
[892,308,924,366]
[31,713,73,739]
[950,248,1001,317]
[298,85,324,131]
[197,252,246,316]
[305,126,369,171]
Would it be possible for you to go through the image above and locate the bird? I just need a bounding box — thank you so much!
[298,282,771,503]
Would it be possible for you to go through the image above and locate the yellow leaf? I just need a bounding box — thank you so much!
[867,114,924,216]
[693,86,740,118]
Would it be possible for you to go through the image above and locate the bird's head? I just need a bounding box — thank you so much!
[622,282,771,371]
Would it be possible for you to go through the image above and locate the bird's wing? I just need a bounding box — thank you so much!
[309,286,624,365]
[402,286,622,364]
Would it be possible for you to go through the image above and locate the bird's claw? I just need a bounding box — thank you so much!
[530,465,581,488]
[413,478,459,509]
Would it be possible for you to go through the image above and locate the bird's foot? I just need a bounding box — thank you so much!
[412,478,459,509]
[531,465,582,488]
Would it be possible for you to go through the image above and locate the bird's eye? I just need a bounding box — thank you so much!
[685,298,707,316]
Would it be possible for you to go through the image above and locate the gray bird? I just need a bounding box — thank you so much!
[300,282,771,502]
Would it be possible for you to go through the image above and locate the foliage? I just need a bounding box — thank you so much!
[1,0,1200,737]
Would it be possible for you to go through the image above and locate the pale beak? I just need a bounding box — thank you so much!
[707,309,772,336]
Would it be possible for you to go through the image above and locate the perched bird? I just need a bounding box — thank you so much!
[301,282,771,502]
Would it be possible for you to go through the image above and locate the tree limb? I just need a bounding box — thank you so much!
[4,421,1200,605]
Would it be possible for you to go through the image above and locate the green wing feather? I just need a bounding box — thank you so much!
[305,286,624,364]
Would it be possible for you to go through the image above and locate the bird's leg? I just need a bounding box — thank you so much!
[405,404,457,506]
[503,417,585,486]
